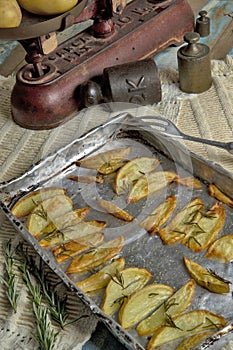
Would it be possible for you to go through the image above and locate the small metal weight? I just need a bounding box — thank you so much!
[79,58,161,107]
[195,10,210,37]
[177,32,212,94]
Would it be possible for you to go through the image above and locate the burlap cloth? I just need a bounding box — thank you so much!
[0,55,232,349]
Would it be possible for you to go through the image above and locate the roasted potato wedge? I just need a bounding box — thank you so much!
[136,279,196,336]
[66,236,124,274]
[146,309,226,349]
[119,283,174,329]
[140,196,177,234]
[183,257,230,294]
[183,202,225,252]
[175,176,202,189]
[101,267,152,315]
[39,220,106,248]
[36,207,90,238]
[67,174,104,183]
[26,194,73,236]
[77,147,131,174]
[208,183,233,208]
[114,157,160,195]
[11,187,67,218]
[127,170,177,203]
[51,232,104,263]
[76,257,125,293]
[97,198,134,222]
[158,198,204,245]
[205,234,233,263]
[175,331,214,350]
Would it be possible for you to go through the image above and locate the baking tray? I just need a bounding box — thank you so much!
[1,112,233,350]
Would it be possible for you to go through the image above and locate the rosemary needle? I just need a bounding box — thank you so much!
[0,240,19,312]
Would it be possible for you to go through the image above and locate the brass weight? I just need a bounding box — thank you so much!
[195,10,210,37]
[177,32,212,94]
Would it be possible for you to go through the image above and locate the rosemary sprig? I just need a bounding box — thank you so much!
[44,229,65,242]
[108,269,125,288]
[207,269,231,284]
[164,298,179,313]
[16,243,69,329]
[204,317,222,330]
[33,205,48,221]
[186,235,202,247]
[0,240,19,312]
[18,258,58,350]
[148,292,159,297]
[33,303,59,350]
[164,313,182,330]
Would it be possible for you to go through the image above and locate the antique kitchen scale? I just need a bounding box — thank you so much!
[0,0,194,129]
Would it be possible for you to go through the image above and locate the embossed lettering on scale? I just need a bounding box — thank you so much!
[126,76,146,104]
[48,2,159,65]
[48,35,94,63]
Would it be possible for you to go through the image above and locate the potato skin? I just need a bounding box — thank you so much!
[0,0,22,28]
[17,0,78,15]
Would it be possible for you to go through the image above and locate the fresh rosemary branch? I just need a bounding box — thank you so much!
[0,240,19,312]
[18,259,58,350]
[33,303,59,350]
[16,243,69,329]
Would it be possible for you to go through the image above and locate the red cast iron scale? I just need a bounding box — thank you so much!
[10,0,194,129]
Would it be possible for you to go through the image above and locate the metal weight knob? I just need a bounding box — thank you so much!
[195,10,210,37]
[177,32,212,93]
[79,59,161,108]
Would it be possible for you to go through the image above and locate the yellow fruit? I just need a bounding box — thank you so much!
[0,0,22,28]
[17,0,78,16]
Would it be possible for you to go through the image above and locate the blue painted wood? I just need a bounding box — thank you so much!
[154,0,232,69]
[0,40,19,65]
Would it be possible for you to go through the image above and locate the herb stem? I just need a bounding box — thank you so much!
[0,240,19,312]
